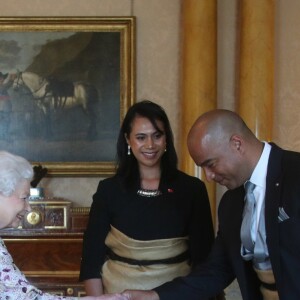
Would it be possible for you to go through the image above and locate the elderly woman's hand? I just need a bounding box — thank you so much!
[87,293,130,300]
[121,290,160,300]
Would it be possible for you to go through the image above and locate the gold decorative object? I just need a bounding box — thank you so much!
[26,211,42,225]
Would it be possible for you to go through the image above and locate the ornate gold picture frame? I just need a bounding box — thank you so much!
[0,17,135,176]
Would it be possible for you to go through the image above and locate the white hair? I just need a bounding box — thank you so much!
[0,151,33,196]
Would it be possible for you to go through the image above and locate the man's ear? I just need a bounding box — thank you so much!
[230,134,242,151]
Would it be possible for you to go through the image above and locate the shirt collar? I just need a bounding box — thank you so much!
[249,142,271,189]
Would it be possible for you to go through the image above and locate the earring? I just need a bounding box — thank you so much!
[127,145,131,155]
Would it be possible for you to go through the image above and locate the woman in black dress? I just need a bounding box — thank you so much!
[80,100,214,297]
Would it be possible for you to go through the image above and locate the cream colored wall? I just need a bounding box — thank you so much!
[274,0,300,151]
[0,0,181,206]
[217,0,237,112]
[217,0,300,151]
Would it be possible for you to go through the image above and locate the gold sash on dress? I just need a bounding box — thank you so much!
[254,267,279,300]
[102,225,191,293]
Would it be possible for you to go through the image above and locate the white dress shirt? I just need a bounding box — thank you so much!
[248,142,271,243]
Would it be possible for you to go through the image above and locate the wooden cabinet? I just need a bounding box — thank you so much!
[2,198,89,297]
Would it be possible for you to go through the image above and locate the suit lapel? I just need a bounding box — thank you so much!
[264,143,283,277]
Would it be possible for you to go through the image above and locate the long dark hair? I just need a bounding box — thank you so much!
[116,100,178,188]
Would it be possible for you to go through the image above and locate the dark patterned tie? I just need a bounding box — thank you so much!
[241,181,256,253]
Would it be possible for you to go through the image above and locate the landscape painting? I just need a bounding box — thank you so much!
[0,17,135,175]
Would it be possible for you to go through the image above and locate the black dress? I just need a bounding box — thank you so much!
[79,170,214,284]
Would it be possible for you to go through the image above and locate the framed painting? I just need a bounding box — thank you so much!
[0,17,135,176]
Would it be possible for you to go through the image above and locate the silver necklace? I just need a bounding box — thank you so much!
[137,188,162,197]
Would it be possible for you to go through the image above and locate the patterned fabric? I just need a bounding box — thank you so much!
[102,226,191,293]
[0,237,77,300]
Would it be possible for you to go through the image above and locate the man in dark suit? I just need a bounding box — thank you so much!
[122,109,300,300]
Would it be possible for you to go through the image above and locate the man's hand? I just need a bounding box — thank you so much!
[121,290,160,300]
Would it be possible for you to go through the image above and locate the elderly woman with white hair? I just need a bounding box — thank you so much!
[0,151,127,300]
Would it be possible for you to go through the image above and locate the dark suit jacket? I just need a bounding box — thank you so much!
[155,144,300,300]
